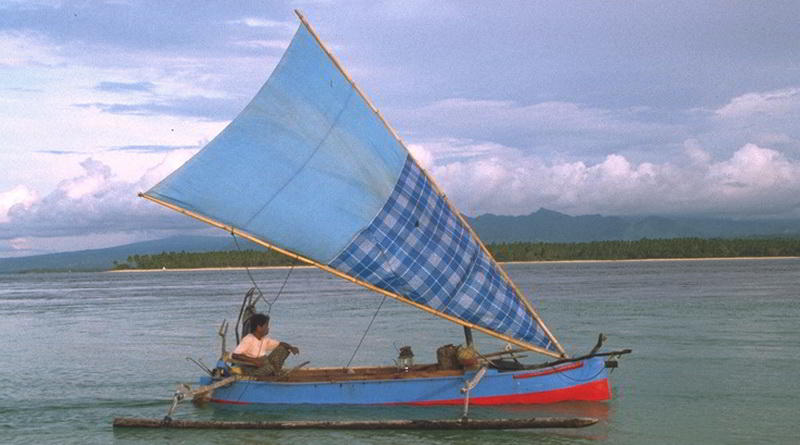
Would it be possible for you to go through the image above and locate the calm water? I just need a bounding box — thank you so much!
[1,259,798,444]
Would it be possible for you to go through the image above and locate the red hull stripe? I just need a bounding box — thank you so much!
[210,398,250,405]
[513,361,584,379]
[397,378,610,406]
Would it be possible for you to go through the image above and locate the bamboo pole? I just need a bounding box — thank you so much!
[139,193,562,359]
[185,376,239,402]
[293,10,567,357]
[113,416,598,430]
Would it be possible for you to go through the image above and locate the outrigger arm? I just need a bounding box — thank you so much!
[218,319,229,361]
[460,366,488,419]
[163,376,240,423]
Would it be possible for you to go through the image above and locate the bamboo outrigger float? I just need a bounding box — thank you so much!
[115,10,630,430]
[113,416,599,430]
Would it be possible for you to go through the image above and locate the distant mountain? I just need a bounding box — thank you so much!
[467,208,800,243]
[0,235,260,273]
[2,210,798,273]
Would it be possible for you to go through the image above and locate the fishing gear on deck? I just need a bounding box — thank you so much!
[235,287,260,343]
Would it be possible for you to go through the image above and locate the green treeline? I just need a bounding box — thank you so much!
[115,249,292,270]
[114,237,800,270]
[488,237,800,262]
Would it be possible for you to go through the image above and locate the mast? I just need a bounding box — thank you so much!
[293,10,567,358]
[463,327,475,349]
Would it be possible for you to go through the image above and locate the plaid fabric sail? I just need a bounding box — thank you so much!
[144,20,561,354]
[330,157,556,351]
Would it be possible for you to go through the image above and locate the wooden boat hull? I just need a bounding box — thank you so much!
[201,357,610,406]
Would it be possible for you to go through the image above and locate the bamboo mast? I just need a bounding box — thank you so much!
[293,10,567,357]
[139,193,563,358]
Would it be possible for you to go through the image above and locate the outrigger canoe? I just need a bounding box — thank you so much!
[202,356,615,406]
[125,10,630,427]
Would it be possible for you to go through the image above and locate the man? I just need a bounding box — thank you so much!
[231,313,299,376]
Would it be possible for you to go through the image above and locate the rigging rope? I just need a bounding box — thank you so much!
[230,232,295,315]
[343,242,397,368]
[345,294,387,368]
[560,365,606,383]
[231,232,263,303]
[268,262,295,314]
[229,232,379,367]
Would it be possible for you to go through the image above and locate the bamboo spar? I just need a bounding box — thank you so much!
[138,193,563,358]
[293,10,567,357]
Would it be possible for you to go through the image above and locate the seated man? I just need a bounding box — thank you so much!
[231,313,299,376]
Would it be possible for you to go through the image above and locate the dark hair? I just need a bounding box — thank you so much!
[249,313,269,333]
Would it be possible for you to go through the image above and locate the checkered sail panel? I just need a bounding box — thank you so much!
[330,157,556,351]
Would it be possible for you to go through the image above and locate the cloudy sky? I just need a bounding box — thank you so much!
[1,0,799,257]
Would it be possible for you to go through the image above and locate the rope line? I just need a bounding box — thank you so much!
[231,232,263,304]
[267,263,295,314]
[345,294,387,368]
[559,364,607,383]
[230,232,296,315]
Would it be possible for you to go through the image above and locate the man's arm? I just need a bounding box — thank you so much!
[230,352,265,366]
[279,342,299,355]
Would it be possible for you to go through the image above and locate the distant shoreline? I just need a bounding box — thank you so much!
[502,256,800,264]
[108,256,799,273]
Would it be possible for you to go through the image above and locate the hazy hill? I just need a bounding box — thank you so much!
[467,208,800,243]
[0,235,260,273]
[1,209,798,273]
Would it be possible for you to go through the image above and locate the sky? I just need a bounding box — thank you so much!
[1,0,799,258]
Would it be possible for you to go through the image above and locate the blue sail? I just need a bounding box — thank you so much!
[145,21,560,355]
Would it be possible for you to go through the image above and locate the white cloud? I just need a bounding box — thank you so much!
[0,185,38,223]
[0,232,173,258]
[406,143,434,170]
[0,18,271,256]
[411,99,665,135]
[0,46,231,196]
[0,154,205,243]
[233,40,290,50]
[694,86,800,163]
[60,158,112,199]
[416,138,800,218]
[227,17,295,31]
[705,144,800,217]
[392,98,684,163]
[683,139,713,165]
[408,138,518,166]
[133,147,200,190]
[8,237,29,251]
[715,87,800,118]
[0,31,64,67]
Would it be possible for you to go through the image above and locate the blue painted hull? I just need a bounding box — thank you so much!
[201,357,610,406]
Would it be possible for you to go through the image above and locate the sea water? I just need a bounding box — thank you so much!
[0,258,798,444]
